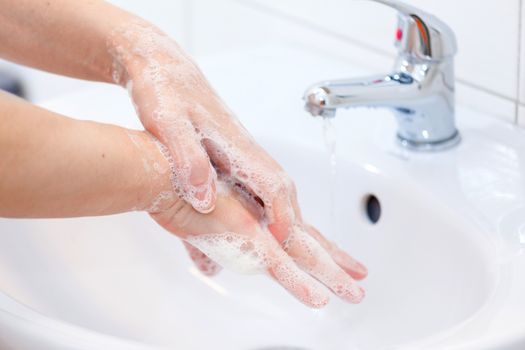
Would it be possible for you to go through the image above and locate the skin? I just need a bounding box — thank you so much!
[0,0,368,306]
[0,91,173,217]
[0,91,366,307]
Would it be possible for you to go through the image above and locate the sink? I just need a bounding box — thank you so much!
[1,46,525,349]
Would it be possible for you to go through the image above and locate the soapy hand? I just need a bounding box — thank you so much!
[107,21,367,287]
[108,22,218,214]
[151,176,367,308]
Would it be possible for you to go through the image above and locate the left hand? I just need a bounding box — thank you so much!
[150,178,367,308]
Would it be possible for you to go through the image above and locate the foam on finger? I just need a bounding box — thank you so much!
[184,225,330,308]
[305,224,368,280]
[283,225,365,304]
[267,253,330,308]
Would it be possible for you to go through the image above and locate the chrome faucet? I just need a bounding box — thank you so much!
[303,0,460,151]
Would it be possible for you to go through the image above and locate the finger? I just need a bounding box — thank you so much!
[243,169,299,245]
[127,79,217,214]
[284,179,367,280]
[187,110,296,241]
[305,224,368,280]
[266,243,330,308]
[284,226,365,304]
[183,241,222,276]
[264,176,297,244]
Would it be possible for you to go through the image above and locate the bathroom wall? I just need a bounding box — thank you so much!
[1,0,523,127]
[187,0,525,126]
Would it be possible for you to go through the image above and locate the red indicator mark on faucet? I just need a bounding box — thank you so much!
[396,28,403,41]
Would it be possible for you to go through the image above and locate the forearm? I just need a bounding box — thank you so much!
[0,91,174,218]
[0,0,144,83]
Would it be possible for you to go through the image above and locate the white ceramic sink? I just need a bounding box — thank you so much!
[1,46,525,349]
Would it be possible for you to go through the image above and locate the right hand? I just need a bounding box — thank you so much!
[108,21,367,284]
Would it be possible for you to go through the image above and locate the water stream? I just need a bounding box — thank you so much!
[322,117,339,242]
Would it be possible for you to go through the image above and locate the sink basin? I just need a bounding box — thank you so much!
[1,46,525,349]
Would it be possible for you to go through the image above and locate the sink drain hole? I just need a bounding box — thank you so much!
[364,194,381,224]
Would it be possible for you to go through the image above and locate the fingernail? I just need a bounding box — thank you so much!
[356,262,368,277]
[347,260,368,279]
[338,252,368,279]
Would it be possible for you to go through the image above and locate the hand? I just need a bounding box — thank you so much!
[151,179,367,308]
[107,21,367,283]
[108,21,218,213]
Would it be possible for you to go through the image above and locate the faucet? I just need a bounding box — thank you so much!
[303,0,460,151]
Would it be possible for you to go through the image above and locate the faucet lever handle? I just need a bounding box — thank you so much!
[372,0,457,61]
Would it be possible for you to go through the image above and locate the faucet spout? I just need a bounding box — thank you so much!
[304,72,417,117]
[302,1,460,151]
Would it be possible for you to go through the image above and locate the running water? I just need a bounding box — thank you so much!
[322,117,339,242]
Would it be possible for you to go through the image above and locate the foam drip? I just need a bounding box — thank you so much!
[185,225,331,307]
[185,232,267,275]
[183,242,222,276]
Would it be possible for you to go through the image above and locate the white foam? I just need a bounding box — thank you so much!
[192,113,296,222]
[185,232,267,275]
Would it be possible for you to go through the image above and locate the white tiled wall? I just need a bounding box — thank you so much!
[188,0,524,125]
[2,0,523,126]
[245,0,521,99]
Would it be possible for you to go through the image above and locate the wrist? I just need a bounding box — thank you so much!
[106,19,192,86]
[129,130,178,213]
